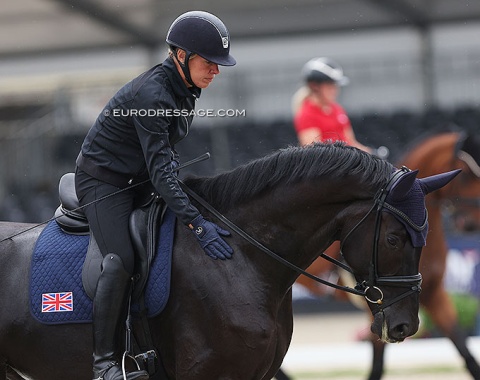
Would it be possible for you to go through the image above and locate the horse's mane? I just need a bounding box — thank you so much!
[184,142,393,210]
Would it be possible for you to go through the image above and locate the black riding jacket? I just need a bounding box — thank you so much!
[76,57,201,225]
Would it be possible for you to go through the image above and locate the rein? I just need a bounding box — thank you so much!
[179,166,424,311]
[178,179,366,297]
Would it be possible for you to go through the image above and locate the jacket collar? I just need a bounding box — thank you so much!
[162,57,201,99]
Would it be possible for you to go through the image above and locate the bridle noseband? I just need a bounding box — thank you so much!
[339,166,424,313]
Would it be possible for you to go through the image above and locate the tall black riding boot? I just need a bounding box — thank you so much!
[92,253,149,380]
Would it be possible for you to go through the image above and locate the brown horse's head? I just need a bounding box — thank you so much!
[400,132,480,233]
[446,133,480,232]
[340,167,460,342]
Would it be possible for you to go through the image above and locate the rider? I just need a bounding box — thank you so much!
[292,57,377,153]
[75,11,236,380]
[291,57,389,302]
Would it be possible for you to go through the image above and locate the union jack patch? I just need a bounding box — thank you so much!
[41,292,73,313]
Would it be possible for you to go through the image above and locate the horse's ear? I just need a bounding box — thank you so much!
[418,169,461,195]
[388,169,419,202]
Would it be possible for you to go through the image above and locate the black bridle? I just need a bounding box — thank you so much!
[339,166,424,313]
[179,166,425,311]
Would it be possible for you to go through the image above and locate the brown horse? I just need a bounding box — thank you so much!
[293,131,480,379]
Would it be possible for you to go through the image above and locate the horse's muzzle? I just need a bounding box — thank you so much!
[371,311,419,343]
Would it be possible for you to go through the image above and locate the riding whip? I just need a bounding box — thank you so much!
[0,152,211,244]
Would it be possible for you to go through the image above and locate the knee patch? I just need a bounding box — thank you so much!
[101,253,130,279]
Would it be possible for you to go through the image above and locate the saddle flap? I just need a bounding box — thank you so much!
[81,232,103,300]
[130,199,165,300]
[81,199,162,302]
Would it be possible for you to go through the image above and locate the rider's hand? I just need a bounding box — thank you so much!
[171,150,180,174]
[171,158,180,174]
[189,215,233,260]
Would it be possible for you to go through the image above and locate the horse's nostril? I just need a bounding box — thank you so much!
[393,323,409,339]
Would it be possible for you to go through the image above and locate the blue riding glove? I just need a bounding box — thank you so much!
[171,158,180,174]
[190,215,233,260]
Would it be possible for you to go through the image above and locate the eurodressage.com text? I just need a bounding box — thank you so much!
[105,108,246,118]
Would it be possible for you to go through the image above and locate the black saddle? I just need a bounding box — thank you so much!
[54,173,164,301]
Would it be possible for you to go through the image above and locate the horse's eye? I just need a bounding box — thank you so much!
[387,235,398,247]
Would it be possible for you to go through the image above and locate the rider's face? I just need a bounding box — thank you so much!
[189,55,220,89]
[310,81,340,105]
[174,49,220,89]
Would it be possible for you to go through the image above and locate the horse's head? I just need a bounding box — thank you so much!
[339,167,460,343]
[400,132,480,233]
[446,133,480,232]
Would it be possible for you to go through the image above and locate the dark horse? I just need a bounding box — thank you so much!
[0,143,458,379]
[293,132,480,380]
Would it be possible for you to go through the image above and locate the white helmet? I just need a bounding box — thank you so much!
[302,57,349,86]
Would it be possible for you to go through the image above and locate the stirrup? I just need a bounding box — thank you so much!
[122,350,142,379]
[135,350,158,376]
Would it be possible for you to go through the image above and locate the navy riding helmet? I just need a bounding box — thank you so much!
[166,11,236,85]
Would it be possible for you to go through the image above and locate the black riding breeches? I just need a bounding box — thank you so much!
[75,168,136,275]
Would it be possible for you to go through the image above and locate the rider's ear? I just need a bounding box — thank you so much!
[388,170,418,202]
[175,49,186,64]
[418,169,461,195]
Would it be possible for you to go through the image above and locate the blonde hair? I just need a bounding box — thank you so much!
[291,85,311,115]
[168,47,197,61]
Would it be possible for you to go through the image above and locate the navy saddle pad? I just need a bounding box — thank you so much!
[29,208,176,325]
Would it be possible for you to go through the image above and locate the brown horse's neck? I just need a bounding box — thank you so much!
[401,132,459,176]
[400,133,458,285]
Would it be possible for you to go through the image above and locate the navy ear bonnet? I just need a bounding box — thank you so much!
[383,168,461,248]
[385,175,428,247]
